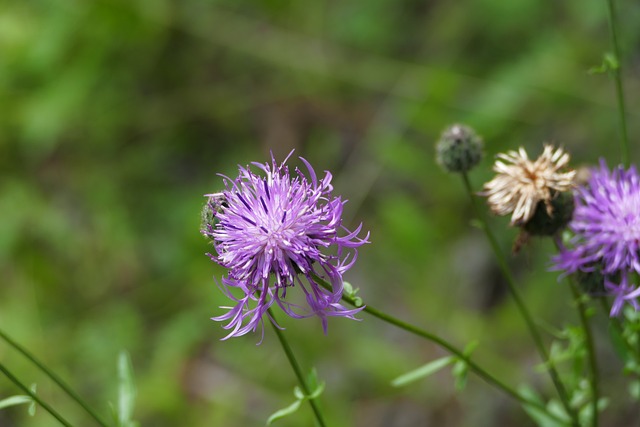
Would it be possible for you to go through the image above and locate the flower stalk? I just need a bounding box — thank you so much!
[321,278,569,424]
[462,172,578,425]
[269,308,327,427]
[567,280,599,427]
[605,0,630,166]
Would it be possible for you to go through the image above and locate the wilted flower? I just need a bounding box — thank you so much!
[553,160,640,315]
[482,145,576,226]
[202,151,369,339]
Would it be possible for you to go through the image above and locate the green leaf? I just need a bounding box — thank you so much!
[588,52,619,74]
[306,368,319,390]
[343,282,364,307]
[462,340,479,356]
[28,384,36,416]
[390,356,454,387]
[266,399,303,425]
[0,395,32,410]
[452,360,469,391]
[266,378,325,425]
[519,386,571,427]
[117,351,138,427]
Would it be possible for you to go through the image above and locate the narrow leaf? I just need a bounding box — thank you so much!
[519,386,570,427]
[266,400,302,425]
[0,396,32,410]
[452,360,469,391]
[117,351,137,427]
[391,356,454,387]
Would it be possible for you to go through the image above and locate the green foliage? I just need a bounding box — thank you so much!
[266,369,325,425]
[1,0,639,425]
[0,385,37,417]
[110,351,139,427]
[391,341,477,390]
[519,386,571,427]
[391,356,455,387]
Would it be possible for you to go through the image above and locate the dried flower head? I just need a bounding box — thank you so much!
[201,151,369,339]
[482,145,576,226]
[553,160,640,315]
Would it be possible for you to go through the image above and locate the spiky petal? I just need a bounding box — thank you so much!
[553,160,640,316]
[201,151,369,339]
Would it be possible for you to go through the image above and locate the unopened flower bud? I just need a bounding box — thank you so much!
[436,124,483,173]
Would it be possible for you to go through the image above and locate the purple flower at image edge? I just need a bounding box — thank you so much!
[552,159,640,315]
[202,151,369,340]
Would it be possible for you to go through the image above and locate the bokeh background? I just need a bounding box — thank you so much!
[2,0,640,426]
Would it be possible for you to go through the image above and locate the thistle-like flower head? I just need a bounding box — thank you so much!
[553,161,640,315]
[482,145,576,226]
[202,151,369,339]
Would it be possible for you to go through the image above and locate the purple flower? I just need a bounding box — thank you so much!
[553,160,640,315]
[202,151,369,339]
[605,275,640,317]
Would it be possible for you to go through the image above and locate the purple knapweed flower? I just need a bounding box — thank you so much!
[202,151,369,339]
[553,160,640,315]
[605,275,640,317]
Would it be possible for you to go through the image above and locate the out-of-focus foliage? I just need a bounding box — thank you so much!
[1,0,639,426]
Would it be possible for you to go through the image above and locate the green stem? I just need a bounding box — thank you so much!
[335,290,569,424]
[0,362,73,427]
[0,329,109,427]
[568,281,599,427]
[311,274,567,424]
[605,0,630,166]
[268,309,327,427]
[460,173,577,425]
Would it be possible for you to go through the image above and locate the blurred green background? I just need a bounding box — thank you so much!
[1,0,640,426]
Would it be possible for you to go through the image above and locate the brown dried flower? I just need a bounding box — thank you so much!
[482,145,576,226]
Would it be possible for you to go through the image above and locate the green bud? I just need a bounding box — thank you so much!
[436,124,484,173]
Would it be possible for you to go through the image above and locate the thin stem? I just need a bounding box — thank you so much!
[0,329,109,427]
[605,0,630,166]
[311,273,567,423]
[568,281,599,427]
[268,309,327,427]
[460,172,577,425]
[332,290,569,424]
[0,362,73,427]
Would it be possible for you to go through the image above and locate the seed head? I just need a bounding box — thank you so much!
[482,145,576,226]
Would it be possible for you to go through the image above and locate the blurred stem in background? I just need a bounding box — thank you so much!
[460,173,579,426]
[0,362,73,427]
[268,309,327,427]
[604,0,630,166]
[568,281,599,427]
[0,329,109,427]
